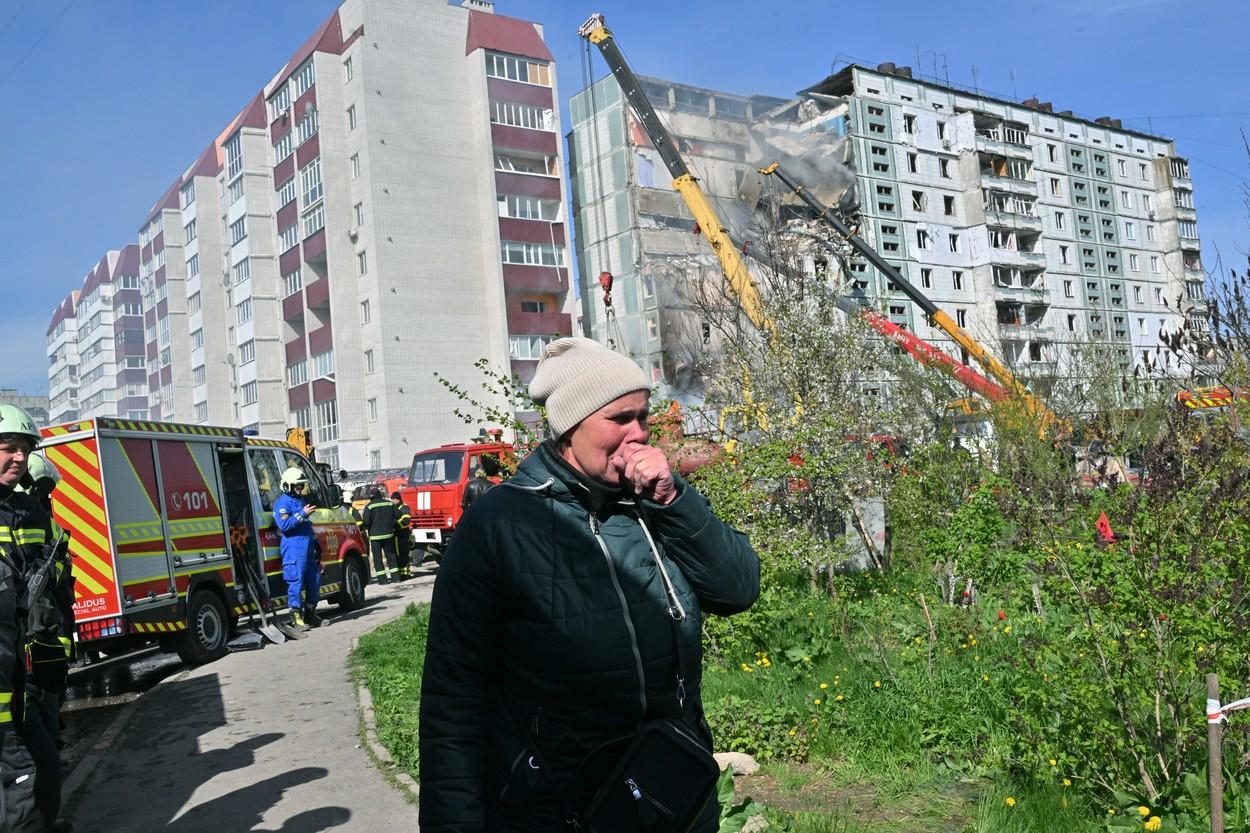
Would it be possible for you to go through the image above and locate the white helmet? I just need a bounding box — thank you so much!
[17,453,60,494]
[0,404,40,450]
[280,466,310,494]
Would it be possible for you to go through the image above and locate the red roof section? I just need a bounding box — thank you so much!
[80,251,117,297]
[115,244,140,276]
[46,291,79,336]
[465,10,552,61]
[142,178,182,230]
[264,10,344,99]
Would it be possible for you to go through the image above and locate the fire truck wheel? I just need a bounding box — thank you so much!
[178,590,230,665]
[336,556,367,612]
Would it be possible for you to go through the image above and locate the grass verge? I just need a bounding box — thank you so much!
[351,601,428,781]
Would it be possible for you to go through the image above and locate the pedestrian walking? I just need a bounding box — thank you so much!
[361,489,398,583]
[0,404,56,831]
[274,467,321,630]
[391,492,412,579]
[16,453,74,833]
[419,337,760,833]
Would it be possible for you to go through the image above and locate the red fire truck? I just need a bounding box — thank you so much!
[39,417,369,664]
[399,433,513,561]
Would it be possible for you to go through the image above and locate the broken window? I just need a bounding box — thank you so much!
[956,308,967,327]
[943,195,955,216]
[921,268,932,288]
[911,190,926,211]
[916,229,930,250]
[939,158,950,178]
[907,153,918,173]
[952,271,964,290]
[903,114,916,134]
[948,233,960,253]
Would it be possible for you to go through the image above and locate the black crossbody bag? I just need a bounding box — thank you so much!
[528,517,720,832]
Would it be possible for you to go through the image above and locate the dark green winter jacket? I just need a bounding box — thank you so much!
[419,443,760,833]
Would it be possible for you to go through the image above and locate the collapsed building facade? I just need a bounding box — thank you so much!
[567,63,1207,402]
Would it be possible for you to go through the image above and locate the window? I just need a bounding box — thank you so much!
[509,334,555,360]
[1142,194,1152,213]
[354,202,364,226]
[239,340,255,365]
[312,349,334,378]
[242,381,257,405]
[277,177,296,207]
[485,51,552,86]
[1120,189,1132,209]
[1124,221,1136,240]
[1129,253,1140,271]
[183,219,197,243]
[121,274,140,289]
[347,104,357,131]
[497,194,561,221]
[1146,225,1156,242]
[911,190,926,211]
[350,153,360,179]
[284,268,302,296]
[939,158,950,178]
[192,366,206,386]
[1138,318,1147,336]
[1063,280,1074,298]
[937,121,947,140]
[191,329,204,349]
[274,131,293,163]
[291,407,310,429]
[943,195,955,216]
[521,300,547,313]
[903,114,916,134]
[228,177,244,204]
[948,233,960,253]
[490,101,553,131]
[233,257,251,285]
[225,133,242,178]
[952,270,964,290]
[303,203,325,237]
[194,401,208,422]
[501,241,565,266]
[1154,287,1164,304]
[357,250,368,275]
[1053,211,1065,230]
[915,229,930,250]
[875,184,895,213]
[297,106,319,144]
[180,180,196,208]
[1117,159,1127,176]
[230,217,247,245]
[288,359,308,386]
[907,153,917,173]
[343,56,353,82]
[364,349,375,374]
[301,156,323,207]
[1067,314,1076,332]
[293,60,315,96]
[159,317,170,347]
[1060,244,1070,265]
[1049,177,1061,197]
[1132,285,1143,303]
[279,224,298,252]
[1150,256,1160,274]
[1047,144,1057,162]
[920,268,932,289]
[188,292,201,314]
[187,254,199,277]
[236,298,252,323]
[316,399,338,444]
[368,398,378,422]
[1138,162,1148,180]
[1178,220,1198,239]
[956,308,967,327]
[360,299,371,323]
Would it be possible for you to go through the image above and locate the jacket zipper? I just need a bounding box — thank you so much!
[588,513,647,716]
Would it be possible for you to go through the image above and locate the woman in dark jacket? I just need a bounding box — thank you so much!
[419,337,760,833]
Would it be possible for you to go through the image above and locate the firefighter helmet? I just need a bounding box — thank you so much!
[280,466,310,494]
[0,404,40,450]
[17,453,60,493]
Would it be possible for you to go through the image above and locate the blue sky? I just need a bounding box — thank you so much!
[3,0,1248,396]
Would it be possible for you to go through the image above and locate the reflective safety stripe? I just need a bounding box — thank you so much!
[0,526,47,546]
[0,692,11,704]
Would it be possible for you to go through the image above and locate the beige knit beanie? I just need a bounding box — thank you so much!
[529,337,650,437]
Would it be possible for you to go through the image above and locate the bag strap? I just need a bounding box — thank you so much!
[525,707,583,830]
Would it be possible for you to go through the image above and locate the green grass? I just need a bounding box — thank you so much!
[352,602,428,780]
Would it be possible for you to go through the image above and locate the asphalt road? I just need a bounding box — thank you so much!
[63,575,435,832]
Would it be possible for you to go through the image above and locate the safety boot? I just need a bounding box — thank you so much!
[289,609,308,630]
[304,606,322,628]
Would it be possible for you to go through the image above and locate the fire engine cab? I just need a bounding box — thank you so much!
[39,417,369,664]
[399,432,513,560]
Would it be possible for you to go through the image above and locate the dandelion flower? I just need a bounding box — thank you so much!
[740,663,754,673]
[1145,816,1161,831]
[819,683,829,690]
[981,674,989,682]
[1063,778,1072,787]
[813,698,822,705]
[1004,625,1013,635]
[835,694,844,702]
[1108,808,1116,815]
[1048,758,1057,767]
[788,729,796,737]
[873,680,882,688]
[1004,796,1016,808]
[1138,806,1150,817]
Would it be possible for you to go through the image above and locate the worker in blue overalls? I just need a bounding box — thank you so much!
[275,467,321,630]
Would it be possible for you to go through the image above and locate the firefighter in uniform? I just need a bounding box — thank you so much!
[274,467,321,631]
[16,454,73,833]
[0,404,55,831]
[390,492,412,580]
[361,489,397,583]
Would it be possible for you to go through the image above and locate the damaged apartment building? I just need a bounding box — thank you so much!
[567,63,1207,400]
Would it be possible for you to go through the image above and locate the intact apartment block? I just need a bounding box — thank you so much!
[50,0,574,470]
[568,65,1206,398]
[46,246,144,425]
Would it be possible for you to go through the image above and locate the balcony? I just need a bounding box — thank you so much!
[503,263,567,294]
[980,175,1038,198]
[993,284,1050,305]
[975,129,1032,159]
[282,291,305,321]
[985,209,1043,232]
[999,321,1054,341]
[506,309,573,337]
